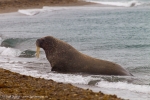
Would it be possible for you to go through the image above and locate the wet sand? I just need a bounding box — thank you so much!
[0,0,96,13]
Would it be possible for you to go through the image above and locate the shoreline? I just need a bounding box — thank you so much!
[0,0,97,14]
[0,0,122,99]
[0,68,122,100]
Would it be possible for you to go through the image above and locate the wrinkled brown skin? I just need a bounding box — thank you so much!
[36,36,132,76]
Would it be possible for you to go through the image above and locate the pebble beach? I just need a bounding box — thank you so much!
[0,68,122,100]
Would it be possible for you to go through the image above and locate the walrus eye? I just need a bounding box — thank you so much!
[36,39,43,47]
[41,39,44,43]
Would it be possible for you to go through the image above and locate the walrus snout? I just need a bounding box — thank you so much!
[36,38,44,48]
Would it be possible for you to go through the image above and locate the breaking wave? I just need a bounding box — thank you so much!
[96,81,150,94]
[87,0,147,7]
[18,7,69,16]
[0,38,36,57]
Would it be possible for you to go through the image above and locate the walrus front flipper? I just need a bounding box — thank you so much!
[36,46,40,58]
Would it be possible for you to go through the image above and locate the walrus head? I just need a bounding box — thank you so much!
[36,36,57,58]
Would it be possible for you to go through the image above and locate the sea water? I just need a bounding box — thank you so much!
[0,0,150,99]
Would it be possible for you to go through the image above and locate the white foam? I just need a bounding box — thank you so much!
[0,56,149,100]
[19,68,93,84]
[88,0,141,7]
[40,73,92,84]
[18,9,44,16]
[0,56,92,84]
[0,47,21,57]
[96,81,150,94]
[0,47,7,53]
[18,7,69,16]
[42,6,69,11]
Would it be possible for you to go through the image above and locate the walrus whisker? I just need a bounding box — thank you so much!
[36,46,40,58]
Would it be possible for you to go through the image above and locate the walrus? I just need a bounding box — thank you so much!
[36,36,132,76]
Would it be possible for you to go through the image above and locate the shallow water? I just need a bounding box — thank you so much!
[0,2,150,100]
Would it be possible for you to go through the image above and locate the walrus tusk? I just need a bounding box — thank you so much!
[36,46,40,58]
